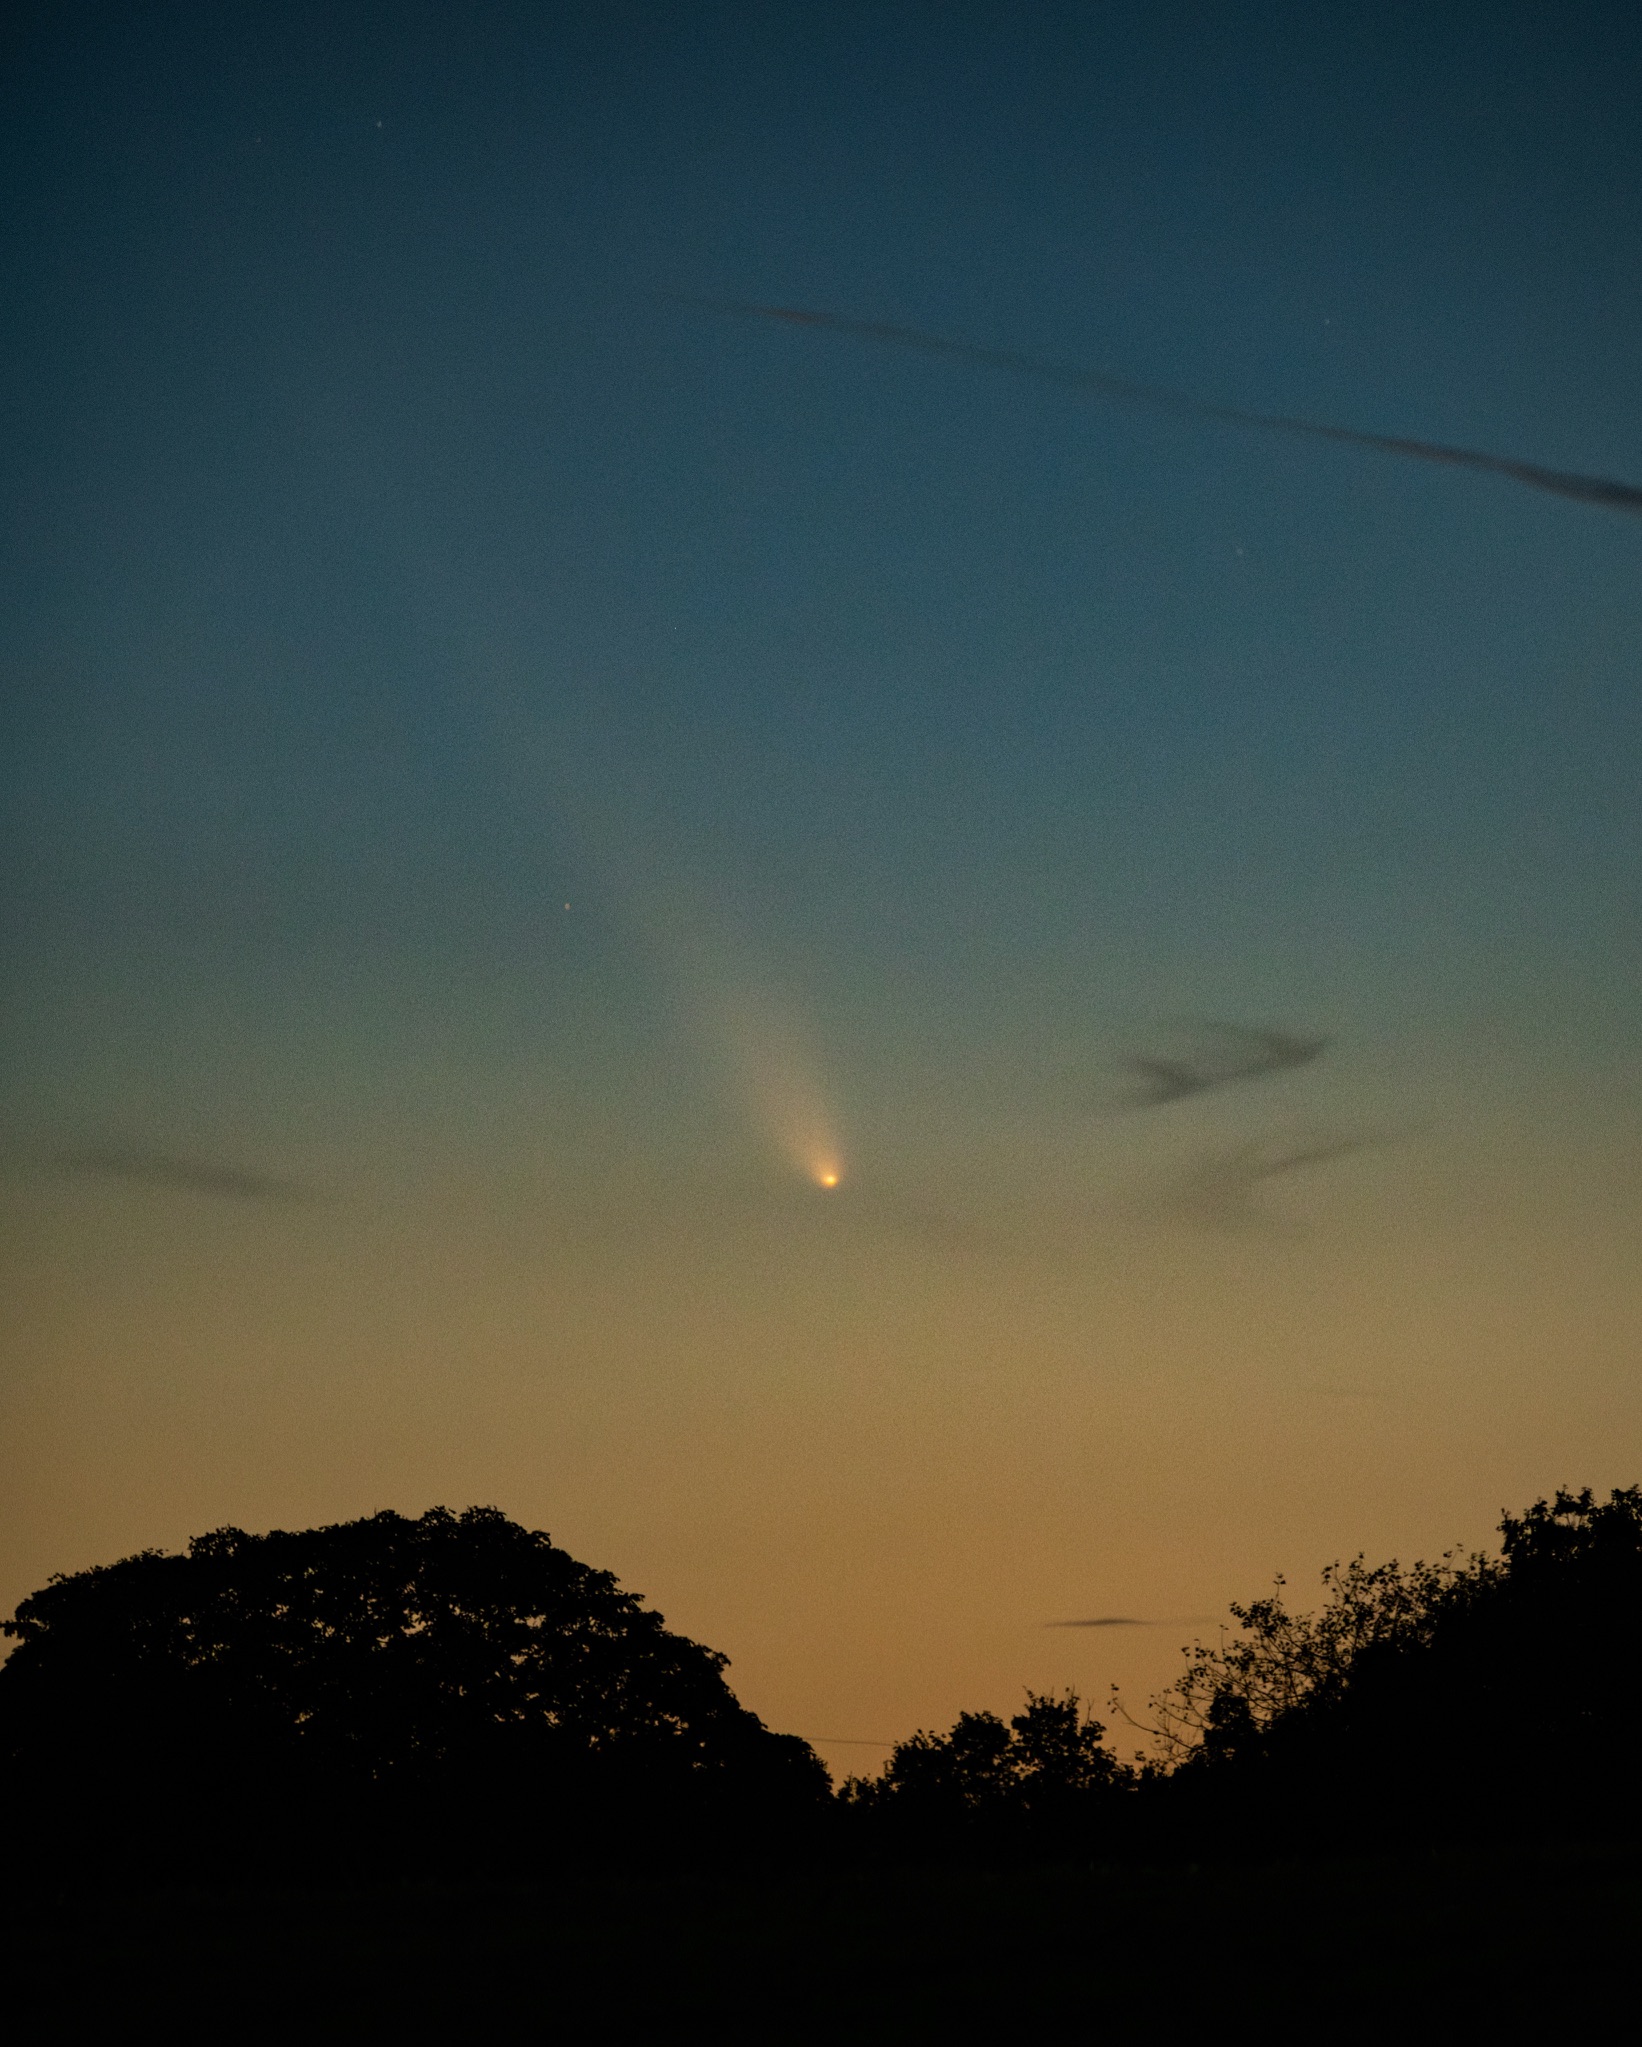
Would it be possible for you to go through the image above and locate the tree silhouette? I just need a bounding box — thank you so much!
[1143,1549,1495,1766]
[1140,1487,1642,1850]
[0,1506,827,1881]
[9,1487,1641,1882]
[842,1690,1130,1857]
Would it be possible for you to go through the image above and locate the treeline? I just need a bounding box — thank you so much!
[4,1488,1640,1884]
[0,1508,828,1885]
[848,1486,1642,1858]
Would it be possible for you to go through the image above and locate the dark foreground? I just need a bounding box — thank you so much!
[6,1851,1638,2041]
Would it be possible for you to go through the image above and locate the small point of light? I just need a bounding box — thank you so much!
[817,1169,840,1189]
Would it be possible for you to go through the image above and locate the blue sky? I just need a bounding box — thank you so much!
[3,0,1640,1754]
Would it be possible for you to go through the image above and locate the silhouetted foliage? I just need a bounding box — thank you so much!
[9,1487,1642,1885]
[1142,1487,1642,1851]
[1145,1549,1495,1765]
[841,1691,1132,1858]
[0,1507,827,1883]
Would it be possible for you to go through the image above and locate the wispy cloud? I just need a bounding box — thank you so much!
[1046,1615,1220,1628]
[1159,1133,1376,1232]
[26,1146,310,1203]
[691,300,1642,517]
[1118,1021,1328,1107]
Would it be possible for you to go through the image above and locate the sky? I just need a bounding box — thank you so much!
[3,0,1640,1766]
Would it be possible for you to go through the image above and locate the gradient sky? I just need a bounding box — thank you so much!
[4,0,1640,1765]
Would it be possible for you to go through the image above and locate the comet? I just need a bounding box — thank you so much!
[686,298,1642,517]
[712,984,846,1190]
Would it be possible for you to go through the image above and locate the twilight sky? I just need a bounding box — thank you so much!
[3,0,1640,1762]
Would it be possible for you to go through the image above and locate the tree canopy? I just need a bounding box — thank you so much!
[0,1506,827,1879]
[7,1486,1641,1883]
[841,1690,1131,1856]
[834,1486,1642,1859]
[1138,1486,1642,1849]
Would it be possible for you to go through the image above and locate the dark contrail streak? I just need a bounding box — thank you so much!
[39,1147,310,1203]
[692,299,1642,517]
[1120,1021,1329,1107]
[1163,1133,1375,1232]
[1046,1615,1221,1628]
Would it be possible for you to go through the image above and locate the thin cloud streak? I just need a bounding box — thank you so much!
[1047,1615,1220,1628]
[1119,1021,1329,1107]
[1160,1132,1377,1232]
[32,1147,311,1203]
[692,299,1642,517]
